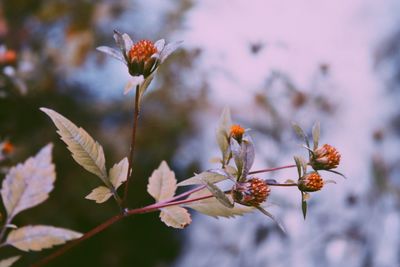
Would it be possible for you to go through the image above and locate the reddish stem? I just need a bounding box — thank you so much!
[122,85,140,208]
[249,164,296,175]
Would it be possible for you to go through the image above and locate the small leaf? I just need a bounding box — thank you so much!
[324,179,337,185]
[0,256,20,267]
[177,170,229,187]
[284,179,296,184]
[230,133,255,181]
[1,144,55,219]
[325,169,347,179]
[301,192,308,219]
[257,206,286,234]
[294,156,302,178]
[216,107,232,165]
[41,108,109,186]
[159,206,191,229]
[6,225,82,252]
[96,46,125,63]
[123,75,144,95]
[85,186,112,203]
[138,73,155,106]
[109,157,129,189]
[292,122,310,148]
[147,161,176,202]
[184,189,254,218]
[230,138,243,176]
[205,182,233,208]
[312,121,320,150]
[159,41,183,63]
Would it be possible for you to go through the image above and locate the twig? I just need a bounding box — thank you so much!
[122,85,141,209]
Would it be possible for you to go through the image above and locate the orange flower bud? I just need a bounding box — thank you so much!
[230,124,245,141]
[232,178,270,206]
[311,144,341,170]
[298,172,324,192]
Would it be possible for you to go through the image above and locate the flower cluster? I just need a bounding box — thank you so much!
[232,178,270,206]
[311,144,341,170]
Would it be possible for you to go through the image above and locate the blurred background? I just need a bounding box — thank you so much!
[1,0,400,266]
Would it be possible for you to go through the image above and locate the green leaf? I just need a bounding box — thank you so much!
[147,161,177,202]
[312,121,320,150]
[301,192,308,219]
[159,206,191,229]
[6,225,82,252]
[40,108,109,186]
[184,189,254,218]
[205,182,233,208]
[1,144,55,220]
[216,107,232,166]
[0,256,21,267]
[325,169,347,179]
[256,206,286,234]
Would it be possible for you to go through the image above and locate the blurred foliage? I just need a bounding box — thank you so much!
[0,0,206,266]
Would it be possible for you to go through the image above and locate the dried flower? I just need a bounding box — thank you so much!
[298,172,324,192]
[1,141,14,154]
[311,144,341,170]
[230,124,245,141]
[232,178,270,206]
[97,30,182,95]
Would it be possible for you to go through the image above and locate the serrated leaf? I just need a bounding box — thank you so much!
[205,182,233,208]
[184,189,254,218]
[6,225,82,252]
[257,206,286,233]
[216,107,232,166]
[40,108,109,185]
[109,157,129,189]
[0,256,20,267]
[312,121,320,150]
[292,122,310,148]
[85,186,112,203]
[147,161,176,202]
[177,170,229,187]
[1,144,55,219]
[159,206,191,229]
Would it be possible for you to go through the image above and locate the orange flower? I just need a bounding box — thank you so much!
[1,141,14,154]
[311,144,341,170]
[232,178,270,206]
[298,172,324,192]
[230,124,245,141]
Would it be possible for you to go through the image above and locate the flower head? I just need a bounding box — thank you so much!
[96,30,182,95]
[298,172,324,192]
[311,144,341,170]
[232,178,270,206]
[230,124,245,141]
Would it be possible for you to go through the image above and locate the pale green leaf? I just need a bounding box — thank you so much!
[292,122,310,148]
[6,225,82,252]
[177,171,228,187]
[184,189,254,218]
[0,256,20,267]
[85,186,112,204]
[216,107,232,165]
[1,144,55,219]
[40,108,108,185]
[257,206,286,234]
[109,157,129,189]
[312,121,320,150]
[159,206,191,229]
[205,182,233,208]
[147,161,176,202]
